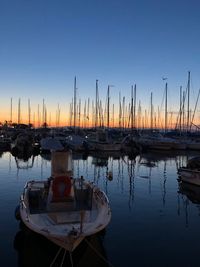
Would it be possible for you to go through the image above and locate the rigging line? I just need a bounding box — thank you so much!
[50,247,63,267]
[60,249,67,267]
[69,251,74,267]
[84,238,115,267]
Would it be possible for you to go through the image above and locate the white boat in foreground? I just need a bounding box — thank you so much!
[19,149,111,252]
[178,157,200,186]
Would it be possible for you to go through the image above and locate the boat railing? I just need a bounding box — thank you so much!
[94,188,109,205]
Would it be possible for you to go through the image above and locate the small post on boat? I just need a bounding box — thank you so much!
[51,149,73,178]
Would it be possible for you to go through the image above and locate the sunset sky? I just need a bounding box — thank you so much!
[0,0,200,127]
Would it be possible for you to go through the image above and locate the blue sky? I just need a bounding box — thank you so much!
[0,0,200,124]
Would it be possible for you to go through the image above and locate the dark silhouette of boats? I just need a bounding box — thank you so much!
[178,181,200,204]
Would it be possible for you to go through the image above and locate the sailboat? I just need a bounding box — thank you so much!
[19,141,111,252]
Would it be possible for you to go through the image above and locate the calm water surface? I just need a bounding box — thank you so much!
[1,150,200,267]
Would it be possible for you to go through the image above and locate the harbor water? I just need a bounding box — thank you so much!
[1,150,200,267]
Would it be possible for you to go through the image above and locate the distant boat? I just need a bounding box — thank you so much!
[0,135,11,151]
[19,148,111,252]
[178,157,200,186]
[11,133,34,159]
[86,129,123,152]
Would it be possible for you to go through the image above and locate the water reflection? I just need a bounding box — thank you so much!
[2,150,200,266]
[15,156,35,170]
[178,181,200,204]
[14,222,109,267]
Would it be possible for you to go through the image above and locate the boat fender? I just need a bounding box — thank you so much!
[52,176,71,200]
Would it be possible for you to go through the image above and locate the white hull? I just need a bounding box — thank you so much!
[20,178,111,252]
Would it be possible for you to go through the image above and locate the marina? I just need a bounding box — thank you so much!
[1,1,200,266]
[2,147,200,266]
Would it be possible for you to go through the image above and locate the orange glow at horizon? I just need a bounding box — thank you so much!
[0,110,198,130]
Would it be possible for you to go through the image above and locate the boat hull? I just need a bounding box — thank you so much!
[19,178,111,252]
[178,168,200,186]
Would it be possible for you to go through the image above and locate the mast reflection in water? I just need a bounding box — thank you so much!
[1,150,200,266]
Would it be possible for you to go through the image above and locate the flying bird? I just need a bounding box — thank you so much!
[162,77,168,80]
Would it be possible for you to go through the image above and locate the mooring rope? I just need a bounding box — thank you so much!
[49,246,74,267]
[84,238,115,267]
[69,251,74,267]
[60,249,67,267]
[50,247,62,267]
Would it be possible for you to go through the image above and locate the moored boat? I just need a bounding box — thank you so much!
[19,147,111,252]
[178,157,200,186]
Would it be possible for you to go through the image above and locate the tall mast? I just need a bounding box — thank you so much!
[187,71,190,131]
[10,97,13,124]
[28,98,31,125]
[190,88,200,131]
[95,80,98,129]
[134,84,136,129]
[122,96,125,130]
[87,98,90,128]
[150,92,153,130]
[165,83,168,133]
[119,92,121,129]
[79,99,81,128]
[37,104,40,127]
[74,77,76,131]
[131,86,133,130]
[107,85,110,128]
[112,103,114,128]
[179,86,182,134]
[18,98,21,124]
[42,99,45,126]
[84,100,86,128]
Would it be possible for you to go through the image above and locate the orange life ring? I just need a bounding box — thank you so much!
[52,176,71,201]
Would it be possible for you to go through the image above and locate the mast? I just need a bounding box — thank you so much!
[74,76,77,132]
[10,97,12,124]
[79,99,81,128]
[165,83,168,133]
[134,84,136,129]
[179,86,182,134]
[42,99,45,126]
[190,88,200,131]
[122,96,125,130]
[87,98,90,128]
[107,85,110,128]
[131,86,133,130]
[150,92,153,130]
[18,98,21,124]
[119,92,121,129]
[37,104,40,127]
[187,71,190,131]
[112,103,114,128]
[28,98,31,125]
[84,100,86,128]
[95,80,98,129]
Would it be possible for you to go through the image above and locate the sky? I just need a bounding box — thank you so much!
[0,0,200,127]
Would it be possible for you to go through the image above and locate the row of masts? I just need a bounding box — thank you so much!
[5,71,199,132]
